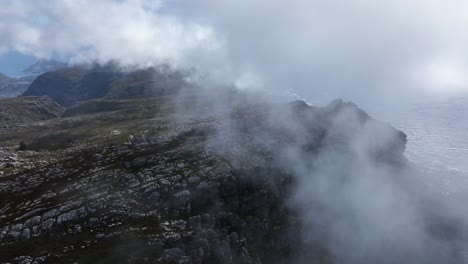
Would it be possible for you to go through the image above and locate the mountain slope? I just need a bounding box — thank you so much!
[0,92,419,263]
[0,96,65,128]
[0,74,36,98]
[22,65,189,107]
[2,65,463,263]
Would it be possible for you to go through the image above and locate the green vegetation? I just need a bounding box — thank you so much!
[22,65,188,107]
[0,97,175,152]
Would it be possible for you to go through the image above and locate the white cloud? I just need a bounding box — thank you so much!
[2,0,468,103]
[410,58,468,95]
[0,0,223,68]
[169,0,468,102]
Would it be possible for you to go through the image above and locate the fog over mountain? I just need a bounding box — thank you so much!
[2,0,468,105]
[1,1,468,263]
[22,59,67,75]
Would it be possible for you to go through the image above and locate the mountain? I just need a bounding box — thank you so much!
[0,59,65,98]
[22,59,67,75]
[0,73,36,98]
[0,66,464,263]
[22,65,190,107]
[0,84,420,263]
[0,73,11,83]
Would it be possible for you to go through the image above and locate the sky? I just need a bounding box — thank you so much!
[1,0,468,107]
[0,51,35,77]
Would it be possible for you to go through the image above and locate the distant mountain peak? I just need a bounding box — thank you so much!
[0,72,12,82]
[0,72,36,98]
[22,59,67,75]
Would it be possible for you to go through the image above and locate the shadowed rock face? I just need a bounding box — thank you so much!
[0,93,409,263]
[22,66,113,107]
[0,60,68,99]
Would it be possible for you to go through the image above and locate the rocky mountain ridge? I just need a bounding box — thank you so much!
[22,65,190,107]
[2,64,461,264]
[0,89,410,263]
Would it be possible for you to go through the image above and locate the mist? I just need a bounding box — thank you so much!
[3,0,468,104]
[181,87,468,262]
[2,0,468,263]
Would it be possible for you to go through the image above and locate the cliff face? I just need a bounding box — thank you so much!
[0,92,408,263]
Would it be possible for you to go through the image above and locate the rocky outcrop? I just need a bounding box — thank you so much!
[0,148,18,171]
[0,98,408,263]
[0,96,65,128]
[0,133,292,263]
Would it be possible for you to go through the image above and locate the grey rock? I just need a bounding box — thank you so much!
[57,201,82,215]
[160,248,186,263]
[88,217,99,227]
[239,247,254,264]
[122,173,140,187]
[187,176,200,184]
[188,215,201,230]
[128,135,147,146]
[57,210,79,225]
[5,226,21,242]
[32,256,47,264]
[93,154,103,161]
[73,224,82,233]
[21,228,31,240]
[132,157,147,168]
[142,186,161,203]
[4,162,15,168]
[0,225,10,242]
[115,146,132,155]
[42,209,57,220]
[23,216,41,228]
[41,218,55,232]
[171,219,187,230]
[173,190,191,208]
[16,256,33,264]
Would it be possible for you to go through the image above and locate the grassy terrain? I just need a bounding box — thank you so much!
[22,65,188,107]
[0,96,64,127]
[0,97,176,152]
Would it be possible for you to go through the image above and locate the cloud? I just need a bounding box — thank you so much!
[168,0,468,103]
[410,57,468,96]
[2,0,468,104]
[0,0,223,68]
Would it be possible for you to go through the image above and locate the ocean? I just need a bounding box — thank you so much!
[384,97,468,196]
